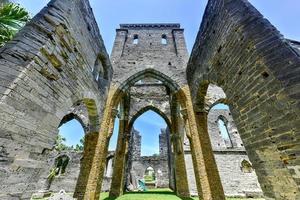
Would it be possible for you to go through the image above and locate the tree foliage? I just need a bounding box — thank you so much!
[0,3,30,46]
[54,134,71,152]
[74,137,84,152]
[54,134,84,152]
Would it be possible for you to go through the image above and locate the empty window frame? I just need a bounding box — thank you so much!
[133,34,139,44]
[161,34,167,45]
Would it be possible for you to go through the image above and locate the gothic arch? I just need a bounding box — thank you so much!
[107,68,184,114]
[92,53,111,81]
[187,0,300,197]
[59,113,86,129]
[118,68,181,92]
[128,106,171,131]
[59,98,100,133]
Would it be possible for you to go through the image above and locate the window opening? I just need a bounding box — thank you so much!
[161,34,167,45]
[133,35,139,44]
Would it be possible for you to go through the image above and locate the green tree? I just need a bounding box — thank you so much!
[55,134,85,152]
[54,134,69,152]
[74,137,84,152]
[0,2,30,46]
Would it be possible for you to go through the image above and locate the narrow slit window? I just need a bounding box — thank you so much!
[133,35,139,44]
[161,34,167,45]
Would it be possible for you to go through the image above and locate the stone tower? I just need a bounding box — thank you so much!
[110,23,189,85]
[159,128,169,157]
[108,23,191,198]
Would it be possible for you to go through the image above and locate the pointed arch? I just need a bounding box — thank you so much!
[119,68,181,92]
[128,105,171,131]
[108,68,184,112]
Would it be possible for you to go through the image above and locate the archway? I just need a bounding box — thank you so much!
[39,111,87,195]
[193,82,269,198]
[99,71,191,199]
[207,100,262,197]
[126,109,171,191]
[58,117,85,151]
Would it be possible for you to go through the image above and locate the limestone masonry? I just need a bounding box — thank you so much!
[0,0,299,200]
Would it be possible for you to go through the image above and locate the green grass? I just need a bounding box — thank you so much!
[100,188,265,200]
[100,189,192,200]
[31,188,264,200]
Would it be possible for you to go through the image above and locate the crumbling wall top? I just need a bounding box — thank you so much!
[119,23,181,29]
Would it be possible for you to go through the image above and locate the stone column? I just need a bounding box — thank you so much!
[180,108,203,197]
[109,95,130,198]
[171,98,190,198]
[74,87,119,200]
[73,131,100,200]
[179,86,225,200]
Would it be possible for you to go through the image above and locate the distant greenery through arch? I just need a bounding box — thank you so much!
[56,119,85,152]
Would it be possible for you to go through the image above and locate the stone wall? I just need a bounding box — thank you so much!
[32,109,263,197]
[128,84,171,126]
[32,150,115,195]
[184,108,262,197]
[101,151,115,192]
[48,152,82,193]
[0,0,112,199]
[187,0,300,198]
[1,0,299,198]
[110,23,188,89]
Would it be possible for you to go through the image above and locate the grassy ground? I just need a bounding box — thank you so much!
[31,188,264,200]
[100,189,265,200]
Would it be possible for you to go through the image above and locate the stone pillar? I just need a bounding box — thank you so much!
[179,86,225,200]
[74,87,119,200]
[181,108,203,198]
[109,95,130,198]
[73,131,100,199]
[171,98,190,198]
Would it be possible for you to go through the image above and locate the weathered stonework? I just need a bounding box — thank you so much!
[184,108,263,197]
[105,23,194,199]
[0,0,299,199]
[187,0,300,199]
[0,0,112,199]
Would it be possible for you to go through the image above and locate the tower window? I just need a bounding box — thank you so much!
[133,35,139,44]
[161,34,167,45]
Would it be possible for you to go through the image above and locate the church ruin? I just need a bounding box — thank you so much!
[0,0,299,200]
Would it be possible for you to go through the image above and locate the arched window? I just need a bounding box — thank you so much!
[161,34,167,45]
[92,57,109,92]
[217,117,233,148]
[133,110,167,156]
[58,116,85,152]
[144,166,156,182]
[133,34,139,44]
[54,155,70,175]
